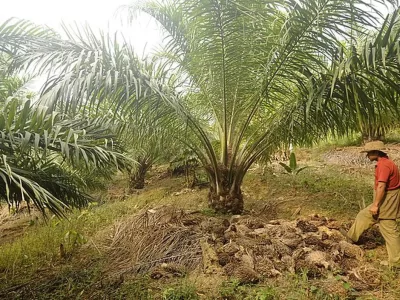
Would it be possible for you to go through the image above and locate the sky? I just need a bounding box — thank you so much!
[0,0,394,91]
[1,0,395,50]
[0,0,165,90]
[1,0,395,56]
[0,0,164,56]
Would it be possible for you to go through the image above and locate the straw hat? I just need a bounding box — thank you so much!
[360,141,386,153]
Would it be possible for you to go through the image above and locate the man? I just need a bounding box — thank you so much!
[344,141,400,268]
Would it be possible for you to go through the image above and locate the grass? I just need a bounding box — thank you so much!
[243,163,373,219]
[203,272,350,300]
[383,128,400,144]
[117,276,154,300]
[162,281,199,300]
[313,133,363,150]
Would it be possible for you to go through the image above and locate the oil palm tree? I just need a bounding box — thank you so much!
[122,113,179,191]
[123,0,400,213]
[327,9,400,142]
[0,49,128,216]
[0,95,128,216]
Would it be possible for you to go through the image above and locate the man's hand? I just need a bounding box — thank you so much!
[369,204,379,216]
[371,181,386,217]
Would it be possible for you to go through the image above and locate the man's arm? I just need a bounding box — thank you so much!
[370,181,386,215]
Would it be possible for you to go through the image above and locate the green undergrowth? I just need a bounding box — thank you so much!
[103,271,361,300]
[4,266,398,300]
[244,163,373,219]
[215,272,347,300]
[382,128,400,144]
[311,128,400,150]
[0,172,212,296]
[314,134,363,150]
[0,198,136,280]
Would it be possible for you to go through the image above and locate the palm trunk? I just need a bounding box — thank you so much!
[362,125,385,143]
[185,164,198,188]
[205,165,244,214]
[129,160,151,191]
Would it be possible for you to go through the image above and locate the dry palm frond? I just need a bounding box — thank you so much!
[349,265,381,288]
[103,206,204,278]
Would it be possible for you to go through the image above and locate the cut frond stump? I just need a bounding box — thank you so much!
[339,241,364,260]
[200,239,224,275]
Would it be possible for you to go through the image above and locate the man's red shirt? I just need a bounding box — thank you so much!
[375,157,400,190]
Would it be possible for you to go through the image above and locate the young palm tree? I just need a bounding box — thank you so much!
[122,114,177,191]
[0,96,128,216]
[0,52,128,216]
[123,0,400,213]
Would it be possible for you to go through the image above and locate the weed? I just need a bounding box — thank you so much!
[315,134,362,149]
[383,128,400,144]
[279,152,308,175]
[270,272,346,300]
[64,230,86,249]
[162,281,199,300]
[118,277,153,300]
[365,250,377,261]
[249,286,278,300]
[218,279,248,299]
[201,208,217,217]
[310,287,343,300]
[0,264,103,299]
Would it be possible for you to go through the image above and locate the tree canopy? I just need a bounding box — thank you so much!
[1,0,399,214]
